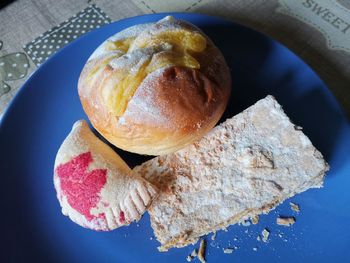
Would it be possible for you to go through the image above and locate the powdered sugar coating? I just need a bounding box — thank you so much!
[134,96,328,250]
[89,23,153,61]
[122,67,171,126]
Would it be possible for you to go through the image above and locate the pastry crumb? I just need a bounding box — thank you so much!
[186,248,198,262]
[257,236,261,241]
[191,249,197,257]
[262,228,270,242]
[211,231,216,240]
[198,239,206,263]
[251,215,259,225]
[277,217,296,226]
[290,202,300,212]
[253,247,258,251]
[241,220,251,227]
[223,248,234,254]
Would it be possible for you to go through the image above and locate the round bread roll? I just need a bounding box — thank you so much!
[78,16,231,155]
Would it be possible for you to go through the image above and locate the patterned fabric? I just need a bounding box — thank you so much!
[23,5,111,66]
[0,40,29,97]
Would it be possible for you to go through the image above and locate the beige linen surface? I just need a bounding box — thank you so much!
[0,0,349,118]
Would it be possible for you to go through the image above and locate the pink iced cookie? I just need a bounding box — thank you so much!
[54,120,158,231]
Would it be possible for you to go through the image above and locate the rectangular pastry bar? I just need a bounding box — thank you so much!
[134,96,329,251]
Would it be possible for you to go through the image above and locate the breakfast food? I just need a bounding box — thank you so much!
[78,16,231,155]
[53,120,157,231]
[276,217,296,226]
[198,239,206,263]
[290,202,300,212]
[262,229,270,243]
[53,14,329,257]
[134,96,329,251]
[251,215,259,225]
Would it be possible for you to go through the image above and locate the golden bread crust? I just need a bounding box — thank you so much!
[78,16,231,155]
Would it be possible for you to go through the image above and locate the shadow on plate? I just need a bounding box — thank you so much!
[205,23,343,166]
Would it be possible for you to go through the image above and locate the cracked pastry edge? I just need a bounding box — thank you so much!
[154,174,325,251]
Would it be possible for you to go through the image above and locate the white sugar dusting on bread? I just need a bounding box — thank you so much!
[88,23,153,61]
[78,16,231,155]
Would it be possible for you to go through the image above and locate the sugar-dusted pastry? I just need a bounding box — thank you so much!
[54,120,157,231]
[134,96,329,251]
[78,16,231,155]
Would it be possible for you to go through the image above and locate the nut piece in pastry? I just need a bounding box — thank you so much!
[78,16,231,155]
[54,120,157,231]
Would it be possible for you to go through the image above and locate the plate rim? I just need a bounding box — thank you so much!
[1,12,349,263]
[1,12,347,130]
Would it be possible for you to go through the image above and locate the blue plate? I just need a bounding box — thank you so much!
[1,13,349,263]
